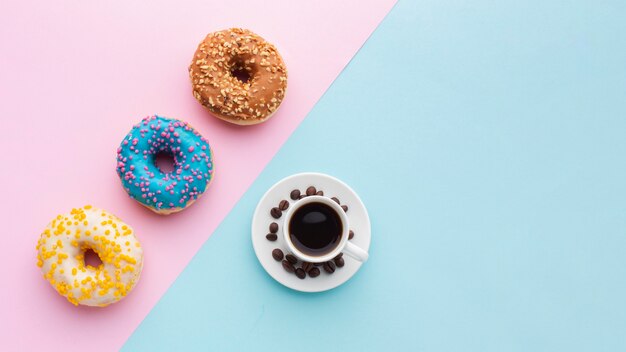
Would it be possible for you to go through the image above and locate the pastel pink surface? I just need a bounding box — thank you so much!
[0,0,395,350]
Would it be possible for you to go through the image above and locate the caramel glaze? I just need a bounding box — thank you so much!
[189,28,288,125]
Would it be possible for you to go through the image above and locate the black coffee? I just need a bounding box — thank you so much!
[289,202,343,256]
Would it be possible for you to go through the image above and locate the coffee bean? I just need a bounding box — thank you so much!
[286,254,298,265]
[331,197,340,204]
[306,186,316,196]
[270,207,282,219]
[334,253,343,260]
[269,222,278,233]
[290,189,301,200]
[282,260,295,273]
[272,248,284,261]
[341,205,348,212]
[266,233,278,241]
[301,261,313,273]
[316,190,324,196]
[334,257,345,267]
[295,268,306,279]
[323,261,336,274]
[349,230,354,240]
[308,267,320,278]
[278,200,289,211]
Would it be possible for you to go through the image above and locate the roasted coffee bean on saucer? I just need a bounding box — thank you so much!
[266,233,278,241]
[290,189,301,200]
[306,186,316,196]
[270,207,282,219]
[295,268,306,279]
[349,230,354,240]
[272,248,284,261]
[278,200,289,211]
[334,257,345,268]
[331,197,340,204]
[282,260,295,273]
[341,205,348,212]
[301,261,313,273]
[269,222,278,233]
[316,190,324,196]
[286,254,298,265]
[308,267,320,278]
[323,261,336,274]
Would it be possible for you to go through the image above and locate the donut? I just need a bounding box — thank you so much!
[116,115,215,215]
[189,28,288,125]
[36,206,143,307]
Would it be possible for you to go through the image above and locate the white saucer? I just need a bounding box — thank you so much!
[251,172,371,292]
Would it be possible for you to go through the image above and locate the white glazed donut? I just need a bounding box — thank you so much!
[36,206,143,307]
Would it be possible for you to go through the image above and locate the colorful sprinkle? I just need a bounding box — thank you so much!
[36,206,143,307]
[116,115,214,214]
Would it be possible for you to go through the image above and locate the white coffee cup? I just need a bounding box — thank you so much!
[283,196,369,263]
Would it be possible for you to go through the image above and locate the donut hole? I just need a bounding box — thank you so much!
[230,65,252,84]
[229,56,256,84]
[154,150,176,174]
[83,248,103,268]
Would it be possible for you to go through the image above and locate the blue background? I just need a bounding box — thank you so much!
[124,1,626,350]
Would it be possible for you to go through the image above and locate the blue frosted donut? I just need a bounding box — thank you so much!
[116,115,215,214]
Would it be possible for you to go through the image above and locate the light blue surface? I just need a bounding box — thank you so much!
[124,1,626,350]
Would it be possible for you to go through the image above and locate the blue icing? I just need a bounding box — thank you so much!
[116,115,214,212]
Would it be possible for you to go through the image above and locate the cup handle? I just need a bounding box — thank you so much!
[343,242,369,262]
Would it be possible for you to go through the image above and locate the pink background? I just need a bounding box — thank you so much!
[0,0,395,350]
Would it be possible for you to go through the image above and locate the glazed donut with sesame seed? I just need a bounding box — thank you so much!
[116,115,215,214]
[189,28,288,125]
[36,206,143,307]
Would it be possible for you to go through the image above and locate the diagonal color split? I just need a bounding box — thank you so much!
[0,0,396,350]
[124,0,626,351]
